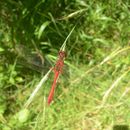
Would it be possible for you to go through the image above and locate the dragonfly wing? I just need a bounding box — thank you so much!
[15,44,52,73]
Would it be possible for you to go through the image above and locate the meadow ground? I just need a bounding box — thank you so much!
[0,0,130,130]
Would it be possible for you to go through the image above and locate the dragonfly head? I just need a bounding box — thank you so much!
[58,51,66,59]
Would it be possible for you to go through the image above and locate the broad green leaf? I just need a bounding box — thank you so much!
[0,104,6,114]
[15,77,24,83]
[18,109,30,123]
[2,126,11,130]
[0,47,4,52]
[37,21,50,39]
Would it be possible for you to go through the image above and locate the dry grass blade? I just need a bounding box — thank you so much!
[118,87,130,102]
[71,46,130,85]
[101,69,130,106]
[100,46,130,65]
[24,68,52,108]
[58,9,87,20]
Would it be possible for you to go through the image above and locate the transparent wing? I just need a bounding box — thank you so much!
[15,44,52,73]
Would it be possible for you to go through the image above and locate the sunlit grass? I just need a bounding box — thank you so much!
[0,0,130,130]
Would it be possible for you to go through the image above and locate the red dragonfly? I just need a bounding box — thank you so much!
[24,26,75,107]
[15,44,67,106]
[47,50,66,104]
[47,26,75,105]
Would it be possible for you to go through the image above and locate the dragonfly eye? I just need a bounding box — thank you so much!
[59,51,66,59]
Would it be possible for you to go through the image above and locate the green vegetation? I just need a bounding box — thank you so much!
[0,0,130,130]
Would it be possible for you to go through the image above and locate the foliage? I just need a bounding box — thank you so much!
[0,0,130,130]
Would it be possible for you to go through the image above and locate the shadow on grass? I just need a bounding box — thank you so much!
[113,125,129,130]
